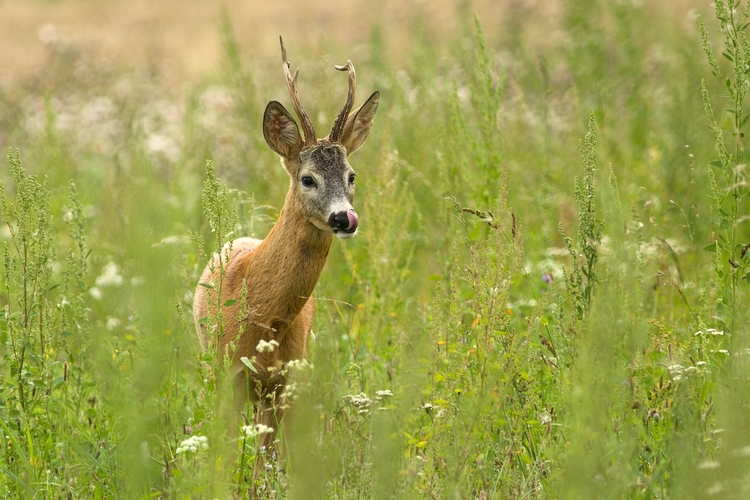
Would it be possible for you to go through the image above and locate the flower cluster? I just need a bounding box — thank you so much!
[176,435,208,454]
[90,262,125,300]
[420,402,446,418]
[106,317,121,330]
[667,362,706,381]
[694,328,724,337]
[342,390,394,416]
[667,364,686,381]
[343,392,372,415]
[256,339,279,353]
[286,359,314,372]
[282,381,301,403]
[422,402,436,412]
[375,390,393,401]
[375,390,394,411]
[95,262,124,287]
[242,423,274,438]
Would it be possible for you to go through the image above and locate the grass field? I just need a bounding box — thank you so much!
[0,0,749,498]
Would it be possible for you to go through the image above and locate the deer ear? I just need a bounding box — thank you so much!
[263,101,303,160]
[340,91,379,155]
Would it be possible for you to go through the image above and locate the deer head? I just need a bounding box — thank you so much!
[262,37,379,239]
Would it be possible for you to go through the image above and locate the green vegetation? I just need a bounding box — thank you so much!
[0,1,748,498]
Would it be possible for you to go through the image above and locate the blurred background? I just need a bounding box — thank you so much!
[1,0,748,498]
[1,0,551,84]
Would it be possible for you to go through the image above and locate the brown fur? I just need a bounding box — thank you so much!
[192,188,333,448]
[192,41,379,472]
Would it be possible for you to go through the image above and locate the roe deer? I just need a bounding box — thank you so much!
[193,37,379,454]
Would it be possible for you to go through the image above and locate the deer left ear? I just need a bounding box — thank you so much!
[340,91,379,155]
[263,101,304,160]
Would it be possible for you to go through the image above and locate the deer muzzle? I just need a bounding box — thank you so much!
[328,209,358,237]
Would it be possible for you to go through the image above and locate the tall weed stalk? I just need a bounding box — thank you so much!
[699,1,750,343]
[559,114,604,321]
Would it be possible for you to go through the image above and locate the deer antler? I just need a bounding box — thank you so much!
[280,36,317,148]
[328,60,356,144]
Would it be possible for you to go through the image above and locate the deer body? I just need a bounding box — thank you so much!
[194,189,333,382]
[193,37,378,452]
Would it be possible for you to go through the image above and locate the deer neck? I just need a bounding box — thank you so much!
[248,190,333,324]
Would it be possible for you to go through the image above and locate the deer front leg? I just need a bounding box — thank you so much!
[259,387,287,451]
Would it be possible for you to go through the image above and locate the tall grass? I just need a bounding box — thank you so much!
[0,0,748,498]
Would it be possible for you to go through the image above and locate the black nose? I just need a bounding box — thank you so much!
[327,210,358,232]
[328,212,350,230]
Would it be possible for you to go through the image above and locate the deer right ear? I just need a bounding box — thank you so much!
[263,101,304,160]
[340,91,380,155]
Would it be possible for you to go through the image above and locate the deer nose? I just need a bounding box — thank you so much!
[328,209,358,233]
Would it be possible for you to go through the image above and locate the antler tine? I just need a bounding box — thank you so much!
[328,60,356,143]
[279,36,317,148]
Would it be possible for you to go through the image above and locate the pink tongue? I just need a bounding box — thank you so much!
[346,210,359,230]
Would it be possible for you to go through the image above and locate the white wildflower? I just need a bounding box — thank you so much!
[343,392,372,415]
[507,298,538,309]
[198,86,234,131]
[667,364,685,381]
[286,359,314,371]
[78,97,120,152]
[731,445,750,457]
[176,435,208,454]
[545,246,570,257]
[256,339,279,353]
[706,482,724,496]
[695,328,725,337]
[456,86,470,105]
[38,24,70,52]
[665,238,689,254]
[152,235,191,248]
[89,287,102,300]
[145,133,181,163]
[698,460,721,470]
[38,24,62,47]
[373,390,393,404]
[96,262,123,287]
[242,424,274,438]
[283,381,300,402]
[696,361,707,366]
[539,413,552,425]
[534,257,565,280]
[106,317,121,330]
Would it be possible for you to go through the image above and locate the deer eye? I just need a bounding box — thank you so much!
[301,176,316,187]
[348,173,356,184]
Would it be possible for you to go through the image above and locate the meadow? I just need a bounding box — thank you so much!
[0,0,748,498]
